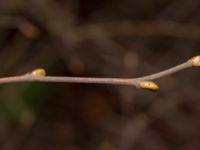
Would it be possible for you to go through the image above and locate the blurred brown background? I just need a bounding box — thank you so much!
[0,0,200,150]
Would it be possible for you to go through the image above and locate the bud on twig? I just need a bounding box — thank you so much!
[191,55,200,67]
[139,81,159,91]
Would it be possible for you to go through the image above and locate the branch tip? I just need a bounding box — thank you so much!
[191,55,200,67]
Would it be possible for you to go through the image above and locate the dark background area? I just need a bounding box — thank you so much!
[0,0,200,150]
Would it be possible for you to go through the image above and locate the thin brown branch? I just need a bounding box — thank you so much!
[136,61,192,81]
[0,56,199,90]
[2,16,200,42]
[76,20,200,42]
[0,16,39,39]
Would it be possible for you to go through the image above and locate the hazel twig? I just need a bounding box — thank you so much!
[0,56,199,91]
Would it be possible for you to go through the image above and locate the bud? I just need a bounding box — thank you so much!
[139,81,159,91]
[191,55,200,67]
[31,68,46,77]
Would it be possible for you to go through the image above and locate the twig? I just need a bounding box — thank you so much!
[76,20,200,42]
[0,56,199,91]
[0,16,39,39]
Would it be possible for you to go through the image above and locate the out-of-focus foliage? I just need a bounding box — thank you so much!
[0,0,200,150]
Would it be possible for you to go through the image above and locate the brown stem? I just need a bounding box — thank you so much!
[0,56,198,90]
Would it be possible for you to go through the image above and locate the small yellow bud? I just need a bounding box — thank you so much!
[191,55,200,67]
[139,81,159,91]
[31,68,46,77]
